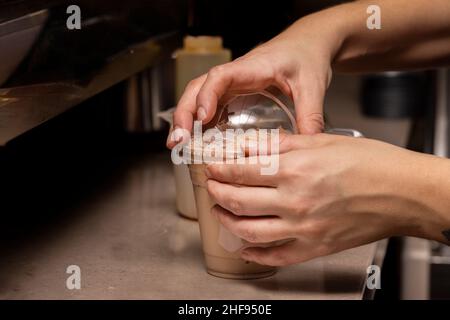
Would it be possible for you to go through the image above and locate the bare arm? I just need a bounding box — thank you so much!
[285,0,450,73]
[169,0,450,143]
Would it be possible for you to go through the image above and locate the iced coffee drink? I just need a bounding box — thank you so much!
[189,164,276,279]
[187,132,277,280]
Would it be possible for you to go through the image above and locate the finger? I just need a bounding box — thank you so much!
[196,61,275,124]
[278,133,329,153]
[292,80,326,135]
[244,132,328,155]
[206,162,279,187]
[169,74,207,148]
[241,130,292,156]
[241,235,336,266]
[276,133,319,154]
[212,205,293,243]
[166,126,191,149]
[166,126,175,149]
[207,180,287,216]
[240,240,302,266]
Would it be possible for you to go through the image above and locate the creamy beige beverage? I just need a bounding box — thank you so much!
[189,154,277,279]
[190,164,277,279]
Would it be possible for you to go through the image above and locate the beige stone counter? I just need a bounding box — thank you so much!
[0,74,411,299]
[0,153,385,300]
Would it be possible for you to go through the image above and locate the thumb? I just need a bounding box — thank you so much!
[292,82,326,135]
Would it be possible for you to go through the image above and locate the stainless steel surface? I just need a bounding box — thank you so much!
[428,68,450,299]
[0,32,178,146]
[0,9,48,38]
[124,61,174,133]
[0,10,48,86]
[434,69,449,158]
[402,69,449,300]
[326,128,364,138]
[324,75,411,146]
[401,237,431,299]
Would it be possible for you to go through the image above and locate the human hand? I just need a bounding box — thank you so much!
[205,134,450,266]
[167,21,339,148]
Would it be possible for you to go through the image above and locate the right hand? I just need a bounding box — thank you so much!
[167,29,334,148]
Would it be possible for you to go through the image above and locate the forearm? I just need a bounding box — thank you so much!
[279,0,450,73]
[408,153,450,243]
[333,140,450,245]
[338,142,450,245]
[335,0,450,72]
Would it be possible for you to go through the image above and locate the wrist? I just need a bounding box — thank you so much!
[380,149,450,243]
[344,140,450,242]
[407,154,450,243]
[285,4,353,62]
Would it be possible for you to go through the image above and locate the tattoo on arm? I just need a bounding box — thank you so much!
[442,229,450,243]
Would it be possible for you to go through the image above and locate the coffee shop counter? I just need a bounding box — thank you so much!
[0,75,410,299]
[0,151,387,300]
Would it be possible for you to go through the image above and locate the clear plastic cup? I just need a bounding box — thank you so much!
[189,162,278,279]
[188,90,297,279]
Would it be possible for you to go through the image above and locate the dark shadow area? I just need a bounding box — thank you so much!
[249,267,363,295]
[0,81,167,254]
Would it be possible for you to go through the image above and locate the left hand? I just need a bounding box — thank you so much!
[205,133,442,266]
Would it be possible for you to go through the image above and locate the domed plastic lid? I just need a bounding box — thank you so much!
[186,90,298,164]
[211,91,298,134]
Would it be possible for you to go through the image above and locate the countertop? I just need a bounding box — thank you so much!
[0,75,410,299]
[0,152,385,300]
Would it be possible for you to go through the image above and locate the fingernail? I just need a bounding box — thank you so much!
[197,106,207,121]
[172,126,183,143]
